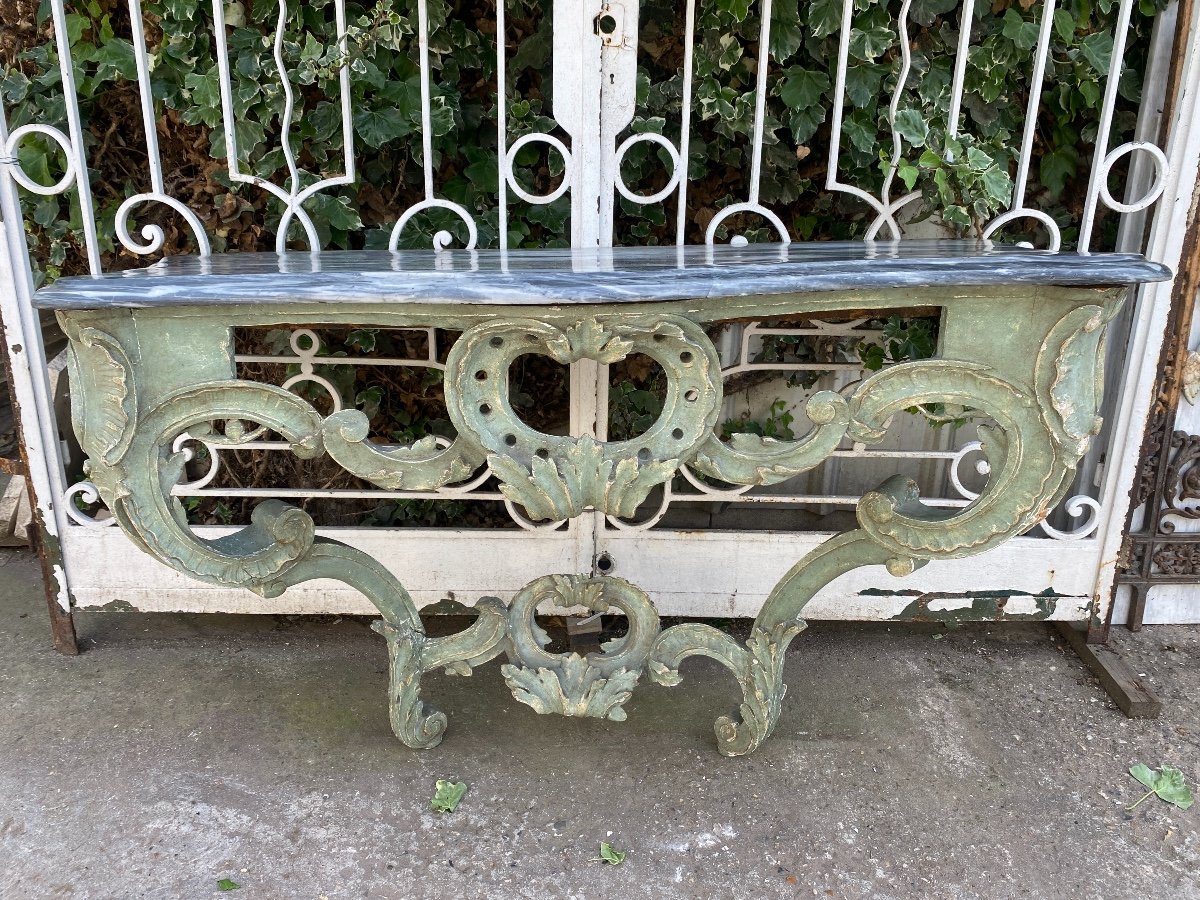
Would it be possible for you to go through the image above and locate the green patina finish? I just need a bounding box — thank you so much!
[58,281,1125,756]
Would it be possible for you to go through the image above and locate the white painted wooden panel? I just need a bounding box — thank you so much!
[66,526,1098,621]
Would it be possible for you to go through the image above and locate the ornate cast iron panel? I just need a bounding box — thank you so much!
[1114,200,1200,630]
[41,244,1166,754]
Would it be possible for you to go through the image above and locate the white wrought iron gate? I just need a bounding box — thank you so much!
[2,0,1198,621]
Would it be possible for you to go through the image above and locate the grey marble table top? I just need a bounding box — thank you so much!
[35,241,1171,310]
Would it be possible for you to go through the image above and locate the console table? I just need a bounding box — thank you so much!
[37,241,1169,755]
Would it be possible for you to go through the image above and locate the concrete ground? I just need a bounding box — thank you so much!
[0,548,1197,900]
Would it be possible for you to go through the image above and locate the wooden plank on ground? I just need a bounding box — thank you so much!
[1055,622,1163,718]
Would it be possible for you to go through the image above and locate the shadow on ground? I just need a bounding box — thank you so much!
[0,549,1197,899]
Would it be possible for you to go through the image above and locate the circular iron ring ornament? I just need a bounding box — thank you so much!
[445,315,722,521]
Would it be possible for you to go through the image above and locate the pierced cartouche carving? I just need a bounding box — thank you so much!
[445,315,722,519]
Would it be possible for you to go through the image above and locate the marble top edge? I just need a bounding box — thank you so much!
[35,241,1171,310]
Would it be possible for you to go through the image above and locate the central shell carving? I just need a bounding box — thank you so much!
[445,315,722,520]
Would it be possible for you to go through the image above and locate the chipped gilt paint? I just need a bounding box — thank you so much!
[42,245,1167,753]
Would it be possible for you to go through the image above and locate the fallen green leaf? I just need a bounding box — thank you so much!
[1127,763,1194,811]
[431,779,468,813]
[217,878,240,892]
[595,842,626,865]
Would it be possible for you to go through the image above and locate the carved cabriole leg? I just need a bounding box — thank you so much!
[649,526,919,756]
[257,539,510,749]
[648,298,1110,756]
[65,330,511,748]
[372,600,509,750]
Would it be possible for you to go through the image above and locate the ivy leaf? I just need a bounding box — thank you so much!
[715,0,751,22]
[595,842,626,865]
[893,109,928,148]
[1079,32,1114,76]
[770,0,805,60]
[63,12,90,43]
[965,146,992,170]
[1079,79,1103,108]
[1001,9,1040,51]
[897,159,919,191]
[857,341,886,371]
[355,385,384,419]
[842,113,877,154]
[354,108,411,148]
[1052,8,1075,42]
[161,0,200,18]
[1127,764,1194,811]
[431,779,468,813]
[981,166,1013,204]
[346,328,378,352]
[217,879,240,892]
[844,64,885,109]
[92,38,138,82]
[910,0,959,26]
[788,105,824,144]
[184,68,222,111]
[848,25,895,61]
[312,194,364,235]
[1039,147,1077,198]
[942,205,971,227]
[780,67,830,110]
[807,0,843,38]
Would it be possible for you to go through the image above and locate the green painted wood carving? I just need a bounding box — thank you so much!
[56,272,1133,756]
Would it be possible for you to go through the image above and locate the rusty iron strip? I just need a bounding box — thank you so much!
[0,456,25,476]
[0,312,76,653]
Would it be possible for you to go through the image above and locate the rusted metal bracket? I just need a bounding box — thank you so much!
[1112,176,1200,631]
[25,522,78,655]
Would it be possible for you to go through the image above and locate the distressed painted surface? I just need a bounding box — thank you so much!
[60,278,1130,755]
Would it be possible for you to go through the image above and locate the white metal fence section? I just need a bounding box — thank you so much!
[0,0,1192,618]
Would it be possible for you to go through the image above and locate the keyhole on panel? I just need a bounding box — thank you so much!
[595,13,618,34]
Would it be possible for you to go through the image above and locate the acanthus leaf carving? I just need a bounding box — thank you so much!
[66,326,138,465]
[502,655,642,721]
[490,437,679,521]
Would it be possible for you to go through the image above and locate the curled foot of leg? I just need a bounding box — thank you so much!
[649,619,806,757]
[373,598,508,749]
